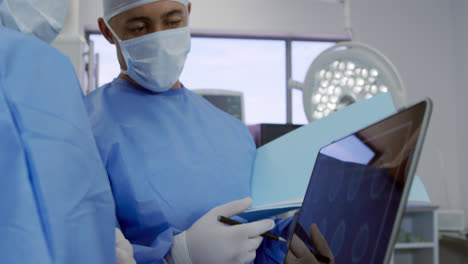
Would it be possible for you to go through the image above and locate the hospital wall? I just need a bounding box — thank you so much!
[77,0,468,230]
[350,0,462,228]
[453,0,468,232]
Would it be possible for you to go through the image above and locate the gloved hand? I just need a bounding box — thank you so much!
[285,223,335,264]
[184,197,275,264]
[115,228,136,264]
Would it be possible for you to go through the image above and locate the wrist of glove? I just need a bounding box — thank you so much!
[115,228,136,264]
[171,197,275,264]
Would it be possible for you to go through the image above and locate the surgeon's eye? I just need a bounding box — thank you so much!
[130,24,147,33]
[126,21,149,36]
[131,26,145,33]
[167,19,183,28]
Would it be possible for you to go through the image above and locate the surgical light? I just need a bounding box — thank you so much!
[286,0,406,123]
[288,41,407,122]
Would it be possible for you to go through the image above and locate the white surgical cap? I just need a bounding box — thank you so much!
[103,0,189,21]
[0,0,70,43]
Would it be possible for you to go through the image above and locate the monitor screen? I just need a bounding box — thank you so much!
[202,95,243,121]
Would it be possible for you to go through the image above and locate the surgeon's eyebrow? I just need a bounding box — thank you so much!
[160,9,184,20]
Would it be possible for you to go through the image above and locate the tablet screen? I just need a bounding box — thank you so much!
[284,101,428,264]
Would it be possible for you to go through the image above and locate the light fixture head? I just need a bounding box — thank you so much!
[290,42,406,122]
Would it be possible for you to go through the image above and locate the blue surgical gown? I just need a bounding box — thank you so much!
[0,26,116,263]
[85,78,291,264]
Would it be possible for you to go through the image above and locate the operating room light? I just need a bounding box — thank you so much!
[288,42,407,122]
[286,0,407,123]
[312,60,391,117]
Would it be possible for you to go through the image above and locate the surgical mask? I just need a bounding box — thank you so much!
[106,21,191,93]
[0,0,70,43]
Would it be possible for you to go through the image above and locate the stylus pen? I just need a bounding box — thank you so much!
[217,215,287,242]
[219,216,331,263]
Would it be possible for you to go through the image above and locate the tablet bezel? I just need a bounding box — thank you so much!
[283,98,433,264]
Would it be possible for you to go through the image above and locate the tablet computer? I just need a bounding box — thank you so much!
[284,99,432,264]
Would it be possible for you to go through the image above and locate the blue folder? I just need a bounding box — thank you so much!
[241,93,430,221]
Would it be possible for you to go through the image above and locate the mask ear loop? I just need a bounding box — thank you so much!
[103,19,122,43]
[103,19,128,74]
[185,4,190,26]
[184,3,191,54]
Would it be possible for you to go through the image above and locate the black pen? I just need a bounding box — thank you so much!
[219,216,331,263]
[217,215,287,242]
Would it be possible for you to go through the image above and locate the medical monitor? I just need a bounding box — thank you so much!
[284,99,432,264]
[192,89,245,123]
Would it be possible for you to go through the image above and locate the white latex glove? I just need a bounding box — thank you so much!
[115,228,136,264]
[181,197,275,264]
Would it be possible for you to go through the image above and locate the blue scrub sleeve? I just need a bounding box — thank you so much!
[0,26,116,263]
[131,227,181,264]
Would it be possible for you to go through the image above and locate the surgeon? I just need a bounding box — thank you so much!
[86,0,293,263]
[0,0,135,263]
